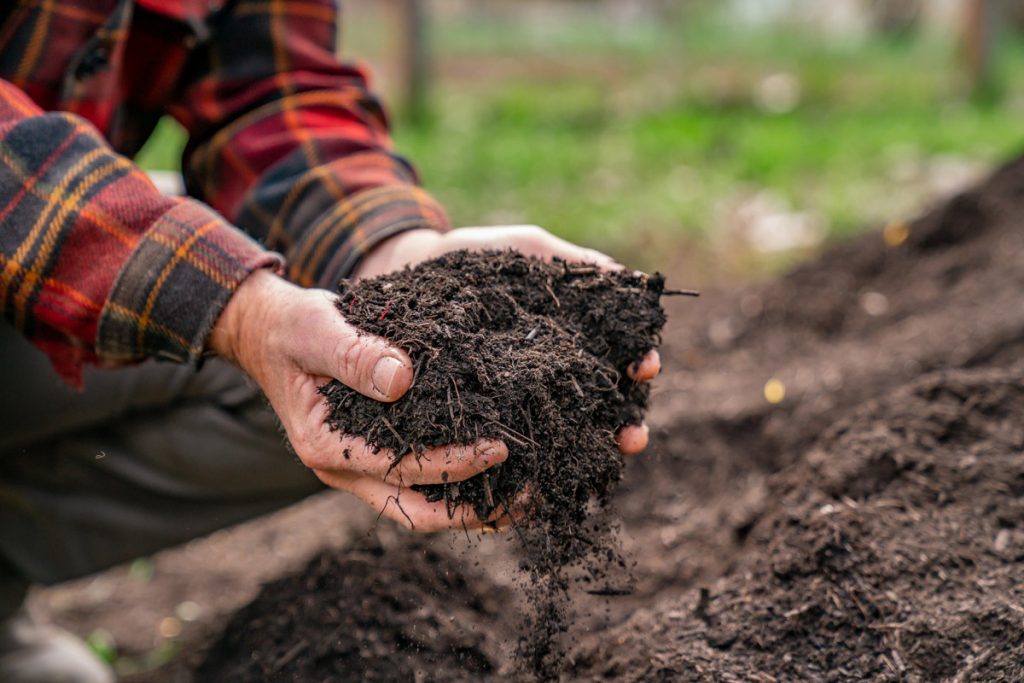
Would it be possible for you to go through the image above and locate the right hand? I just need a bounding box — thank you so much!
[356,225,660,456]
[208,268,510,532]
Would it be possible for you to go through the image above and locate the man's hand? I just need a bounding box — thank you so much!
[355,225,662,455]
[209,269,510,532]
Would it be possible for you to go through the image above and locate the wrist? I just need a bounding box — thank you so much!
[209,268,284,365]
[353,229,444,280]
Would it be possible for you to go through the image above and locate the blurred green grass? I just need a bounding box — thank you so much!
[136,10,1024,276]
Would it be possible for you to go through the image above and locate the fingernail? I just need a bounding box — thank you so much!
[371,356,405,398]
[479,445,507,464]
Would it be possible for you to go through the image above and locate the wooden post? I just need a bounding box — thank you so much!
[395,0,430,124]
[962,0,1002,101]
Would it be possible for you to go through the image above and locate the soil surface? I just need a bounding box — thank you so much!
[195,536,510,682]
[34,155,1024,682]
[571,154,1024,681]
[199,155,1024,681]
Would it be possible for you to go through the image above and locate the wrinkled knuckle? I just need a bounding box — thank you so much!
[334,335,368,381]
[294,429,337,471]
[287,427,313,457]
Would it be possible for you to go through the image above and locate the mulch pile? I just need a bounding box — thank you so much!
[198,155,1024,681]
[194,537,507,682]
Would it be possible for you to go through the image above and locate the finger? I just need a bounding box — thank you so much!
[535,230,621,271]
[280,373,358,471]
[617,423,650,456]
[627,350,661,382]
[343,437,509,486]
[289,290,413,402]
[315,470,497,533]
[447,226,621,271]
[284,378,509,488]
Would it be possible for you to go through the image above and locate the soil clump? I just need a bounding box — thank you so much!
[319,250,669,671]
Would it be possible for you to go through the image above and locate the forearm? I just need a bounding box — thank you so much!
[171,0,450,290]
[0,79,280,385]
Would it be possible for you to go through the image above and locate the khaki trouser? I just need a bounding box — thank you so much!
[0,322,323,613]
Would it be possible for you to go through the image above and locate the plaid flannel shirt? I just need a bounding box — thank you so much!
[0,0,450,386]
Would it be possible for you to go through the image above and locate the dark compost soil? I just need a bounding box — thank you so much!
[319,250,667,533]
[194,154,1024,682]
[318,251,670,672]
[194,536,509,682]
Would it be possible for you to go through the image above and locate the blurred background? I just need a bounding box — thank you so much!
[139,0,1024,281]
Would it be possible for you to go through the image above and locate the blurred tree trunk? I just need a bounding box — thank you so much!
[393,0,431,124]
[961,0,1003,102]
[870,0,921,35]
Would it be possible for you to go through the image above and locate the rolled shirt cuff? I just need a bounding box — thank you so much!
[96,198,283,366]
[283,184,451,290]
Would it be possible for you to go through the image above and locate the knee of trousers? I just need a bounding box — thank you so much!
[0,357,325,584]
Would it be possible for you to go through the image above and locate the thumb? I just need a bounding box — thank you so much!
[292,290,414,402]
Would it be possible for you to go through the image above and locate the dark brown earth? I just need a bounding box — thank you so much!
[316,250,669,674]
[194,536,509,683]
[32,155,1024,682]
[319,250,666,530]
[196,154,1024,681]
[568,154,1024,681]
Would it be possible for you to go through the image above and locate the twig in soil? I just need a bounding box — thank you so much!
[663,288,701,297]
[951,646,995,683]
[380,417,405,450]
[381,418,410,480]
[272,640,309,672]
[486,420,539,448]
[450,376,464,426]
[522,407,535,444]
[482,473,495,509]
[543,282,561,308]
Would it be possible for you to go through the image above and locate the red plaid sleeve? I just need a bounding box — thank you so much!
[0,79,282,386]
[170,0,450,290]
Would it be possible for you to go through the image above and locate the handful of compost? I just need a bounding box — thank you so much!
[320,249,668,539]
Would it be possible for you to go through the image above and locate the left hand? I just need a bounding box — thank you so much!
[354,225,662,456]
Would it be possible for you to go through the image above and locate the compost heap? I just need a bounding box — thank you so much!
[197,154,1024,682]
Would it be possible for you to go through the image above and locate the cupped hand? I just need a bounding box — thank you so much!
[355,225,662,455]
[209,268,511,532]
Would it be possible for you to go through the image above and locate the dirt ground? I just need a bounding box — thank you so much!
[30,155,1024,681]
